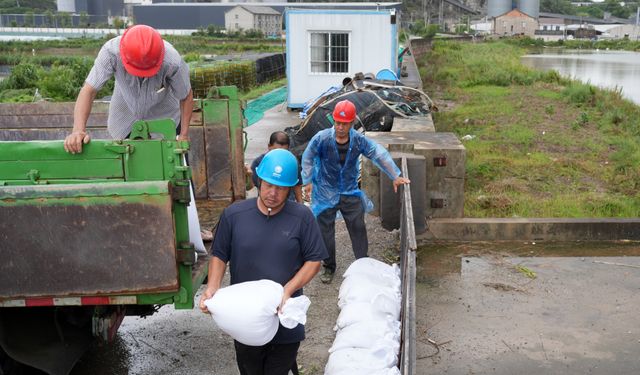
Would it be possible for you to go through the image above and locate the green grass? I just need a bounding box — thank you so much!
[423,39,640,218]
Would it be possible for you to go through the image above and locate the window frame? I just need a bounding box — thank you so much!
[308,31,350,75]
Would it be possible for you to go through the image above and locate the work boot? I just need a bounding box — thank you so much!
[320,268,335,284]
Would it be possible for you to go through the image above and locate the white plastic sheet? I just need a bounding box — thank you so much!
[183,156,206,254]
[278,295,311,329]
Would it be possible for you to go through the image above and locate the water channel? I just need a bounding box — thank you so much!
[521,49,640,105]
[416,241,640,374]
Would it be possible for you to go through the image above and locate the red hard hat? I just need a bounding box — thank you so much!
[332,100,356,123]
[120,25,165,78]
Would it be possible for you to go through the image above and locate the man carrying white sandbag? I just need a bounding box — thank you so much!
[199,149,328,375]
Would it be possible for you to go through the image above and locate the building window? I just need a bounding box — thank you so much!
[543,25,547,30]
[309,32,349,73]
[556,26,560,31]
[235,14,238,19]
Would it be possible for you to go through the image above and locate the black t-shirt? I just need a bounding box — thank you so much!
[336,139,350,166]
[211,198,328,344]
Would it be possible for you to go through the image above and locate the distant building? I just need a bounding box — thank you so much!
[56,0,125,17]
[493,9,538,36]
[225,5,281,36]
[600,24,640,40]
[535,16,565,41]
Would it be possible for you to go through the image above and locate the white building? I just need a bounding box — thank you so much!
[599,24,640,39]
[225,5,281,36]
[285,5,400,108]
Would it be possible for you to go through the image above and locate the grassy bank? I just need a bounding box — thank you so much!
[420,40,640,218]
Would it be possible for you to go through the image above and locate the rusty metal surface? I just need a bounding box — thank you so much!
[188,127,207,199]
[0,199,178,298]
[205,124,232,199]
[231,126,246,201]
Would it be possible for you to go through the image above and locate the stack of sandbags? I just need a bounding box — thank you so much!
[325,258,402,375]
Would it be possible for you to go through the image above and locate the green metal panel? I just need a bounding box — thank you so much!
[0,119,204,310]
[0,181,170,203]
[0,160,124,182]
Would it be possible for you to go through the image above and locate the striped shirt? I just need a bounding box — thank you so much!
[85,36,191,139]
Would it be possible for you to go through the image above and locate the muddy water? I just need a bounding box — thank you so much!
[416,241,640,374]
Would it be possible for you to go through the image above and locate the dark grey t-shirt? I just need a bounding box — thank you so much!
[211,198,328,344]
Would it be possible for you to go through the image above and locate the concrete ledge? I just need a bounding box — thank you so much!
[421,218,640,241]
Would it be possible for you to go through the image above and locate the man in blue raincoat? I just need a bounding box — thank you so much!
[301,99,410,284]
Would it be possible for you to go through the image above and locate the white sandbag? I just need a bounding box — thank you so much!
[204,280,283,346]
[329,320,401,353]
[335,302,397,331]
[324,347,397,374]
[339,273,400,302]
[326,366,400,375]
[278,295,311,329]
[341,271,401,294]
[343,257,400,280]
[186,175,207,254]
[338,282,401,310]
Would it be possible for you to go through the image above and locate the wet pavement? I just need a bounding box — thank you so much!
[70,287,239,375]
[416,241,640,374]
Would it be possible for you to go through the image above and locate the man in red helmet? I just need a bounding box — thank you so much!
[301,99,410,284]
[64,24,193,154]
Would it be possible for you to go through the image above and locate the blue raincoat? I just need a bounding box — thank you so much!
[301,128,402,217]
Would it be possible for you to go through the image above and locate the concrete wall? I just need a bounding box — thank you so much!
[286,9,397,107]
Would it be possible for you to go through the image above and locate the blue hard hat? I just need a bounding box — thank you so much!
[256,149,299,187]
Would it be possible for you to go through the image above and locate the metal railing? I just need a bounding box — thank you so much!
[399,156,417,375]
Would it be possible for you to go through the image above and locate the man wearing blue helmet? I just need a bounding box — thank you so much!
[199,149,327,375]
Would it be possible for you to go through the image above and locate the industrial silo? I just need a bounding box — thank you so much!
[488,0,512,17]
[518,0,540,18]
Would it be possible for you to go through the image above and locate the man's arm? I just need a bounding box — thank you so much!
[301,135,321,196]
[362,136,409,191]
[199,256,227,313]
[280,260,322,311]
[64,83,98,154]
[177,89,193,141]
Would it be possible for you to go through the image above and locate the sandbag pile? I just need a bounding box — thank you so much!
[325,258,402,375]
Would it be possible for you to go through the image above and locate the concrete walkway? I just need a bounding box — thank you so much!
[244,102,301,165]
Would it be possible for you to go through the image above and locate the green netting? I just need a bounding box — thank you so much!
[244,86,287,126]
[189,61,256,98]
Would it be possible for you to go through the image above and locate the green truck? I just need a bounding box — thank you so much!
[0,120,209,375]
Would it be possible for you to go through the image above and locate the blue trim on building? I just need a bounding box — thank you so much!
[285,10,292,106]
